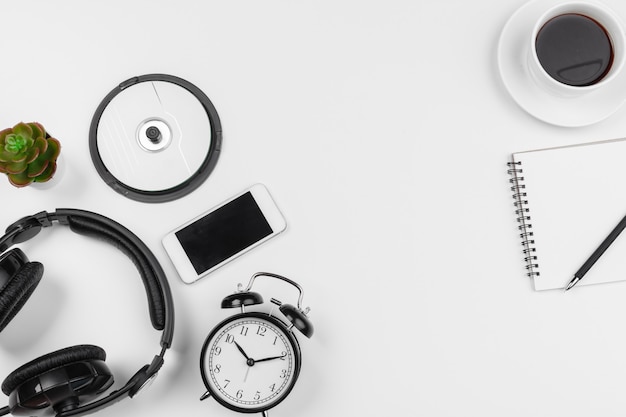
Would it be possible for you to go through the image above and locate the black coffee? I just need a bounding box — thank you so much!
[535,13,613,86]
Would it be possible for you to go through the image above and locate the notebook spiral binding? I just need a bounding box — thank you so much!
[507,160,540,277]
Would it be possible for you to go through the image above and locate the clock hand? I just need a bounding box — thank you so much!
[243,365,251,383]
[234,341,250,360]
[255,354,286,363]
[234,341,258,368]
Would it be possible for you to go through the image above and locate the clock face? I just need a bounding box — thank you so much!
[200,312,302,413]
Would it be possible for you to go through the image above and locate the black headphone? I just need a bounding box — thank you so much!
[0,209,175,417]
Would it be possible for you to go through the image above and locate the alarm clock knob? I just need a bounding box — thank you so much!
[279,303,314,338]
[221,291,264,309]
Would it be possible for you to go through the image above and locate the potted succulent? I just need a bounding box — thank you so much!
[0,122,61,187]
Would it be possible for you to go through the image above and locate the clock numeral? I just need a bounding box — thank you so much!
[254,391,261,401]
[279,369,287,379]
[269,383,276,392]
[240,326,249,336]
[223,379,230,388]
[280,351,287,360]
[236,390,243,399]
[225,334,235,344]
[256,326,267,336]
[213,346,222,356]
[214,364,221,374]
[273,336,278,345]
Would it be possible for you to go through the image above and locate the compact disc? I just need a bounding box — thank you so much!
[89,74,222,203]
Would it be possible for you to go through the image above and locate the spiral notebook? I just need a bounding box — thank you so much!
[508,137,626,291]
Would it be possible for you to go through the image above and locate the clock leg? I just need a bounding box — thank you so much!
[261,411,269,417]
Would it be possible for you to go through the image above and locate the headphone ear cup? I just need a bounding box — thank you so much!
[2,345,113,415]
[0,250,43,333]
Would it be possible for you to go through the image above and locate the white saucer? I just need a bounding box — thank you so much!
[497,0,626,127]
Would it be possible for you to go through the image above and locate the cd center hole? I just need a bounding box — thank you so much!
[146,126,162,143]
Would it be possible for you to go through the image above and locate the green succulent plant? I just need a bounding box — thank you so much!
[0,122,61,187]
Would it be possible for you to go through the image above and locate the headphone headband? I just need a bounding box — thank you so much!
[0,208,175,416]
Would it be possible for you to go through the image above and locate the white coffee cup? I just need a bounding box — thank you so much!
[528,1,626,97]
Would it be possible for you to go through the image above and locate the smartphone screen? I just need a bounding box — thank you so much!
[163,184,286,283]
[175,191,273,275]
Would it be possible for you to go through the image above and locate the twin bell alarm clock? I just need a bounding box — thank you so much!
[199,272,313,417]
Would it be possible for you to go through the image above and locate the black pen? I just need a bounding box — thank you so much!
[565,212,626,290]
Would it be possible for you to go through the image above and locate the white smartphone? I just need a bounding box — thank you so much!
[162,184,287,284]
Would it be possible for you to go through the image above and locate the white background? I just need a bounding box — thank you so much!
[3,0,626,416]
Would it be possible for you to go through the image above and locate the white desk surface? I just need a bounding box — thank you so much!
[3,0,626,416]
